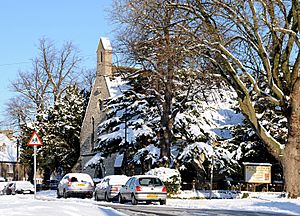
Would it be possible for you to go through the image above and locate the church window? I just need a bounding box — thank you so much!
[91,117,95,149]
[98,99,103,112]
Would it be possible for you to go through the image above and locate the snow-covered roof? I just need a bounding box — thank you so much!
[105,76,130,98]
[100,37,112,51]
[0,133,17,162]
[84,153,104,169]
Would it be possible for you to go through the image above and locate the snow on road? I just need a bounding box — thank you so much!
[0,192,125,216]
[1,190,300,215]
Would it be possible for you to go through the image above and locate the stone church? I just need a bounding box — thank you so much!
[75,37,121,179]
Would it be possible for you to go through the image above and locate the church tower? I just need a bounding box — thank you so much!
[75,37,114,178]
[97,37,112,77]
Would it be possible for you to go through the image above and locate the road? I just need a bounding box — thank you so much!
[96,202,292,216]
[31,191,299,216]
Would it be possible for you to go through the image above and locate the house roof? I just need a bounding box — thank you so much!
[0,133,17,162]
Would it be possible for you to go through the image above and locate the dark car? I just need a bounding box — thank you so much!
[48,179,59,190]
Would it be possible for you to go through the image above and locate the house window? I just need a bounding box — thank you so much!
[7,164,13,174]
[0,143,4,152]
[91,117,95,150]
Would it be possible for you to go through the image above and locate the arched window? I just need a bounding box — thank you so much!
[98,99,103,112]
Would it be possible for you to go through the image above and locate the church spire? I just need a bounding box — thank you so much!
[96,37,112,77]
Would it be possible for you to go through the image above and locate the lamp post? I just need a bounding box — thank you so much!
[121,104,128,175]
[209,154,214,200]
[210,140,219,200]
[16,137,19,180]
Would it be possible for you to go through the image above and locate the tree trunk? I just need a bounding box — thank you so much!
[283,79,300,198]
[160,83,173,166]
[160,108,172,166]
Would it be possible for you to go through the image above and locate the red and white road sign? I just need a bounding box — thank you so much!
[27,131,43,146]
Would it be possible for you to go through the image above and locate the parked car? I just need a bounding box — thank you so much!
[57,173,94,199]
[118,175,167,205]
[47,179,59,190]
[0,182,7,195]
[4,181,34,195]
[94,175,130,201]
[3,182,14,195]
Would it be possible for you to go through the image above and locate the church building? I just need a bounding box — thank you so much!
[76,37,121,178]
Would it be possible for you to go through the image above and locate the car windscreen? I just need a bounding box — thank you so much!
[71,174,93,183]
[139,177,162,186]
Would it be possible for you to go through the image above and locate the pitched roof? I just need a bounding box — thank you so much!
[0,133,17,162]
[100,37,112,51]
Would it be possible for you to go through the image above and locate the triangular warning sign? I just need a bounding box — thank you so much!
[27,131,43,146]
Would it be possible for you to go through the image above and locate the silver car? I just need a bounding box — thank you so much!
[57,173,94,198]
[94,175,130,201]
[118,175,167,205]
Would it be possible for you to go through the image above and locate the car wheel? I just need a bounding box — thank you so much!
[63,190,68,199]
[105,193,110,202]
[94,192,99,201]
[160,199,166,205]
[118,193,124,204]
[57,189,62,198]
[131,194,138,205]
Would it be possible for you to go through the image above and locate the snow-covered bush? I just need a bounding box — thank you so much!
[146,167,181,195]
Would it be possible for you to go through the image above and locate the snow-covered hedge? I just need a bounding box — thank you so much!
[146,167,181,195]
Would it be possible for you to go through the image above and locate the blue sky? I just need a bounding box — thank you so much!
[0,0,114,124]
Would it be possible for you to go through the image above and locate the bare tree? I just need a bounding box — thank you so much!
[78,68,96,93]
[172,0,300,197]
[7,38,81,124]
[112,0,212,166]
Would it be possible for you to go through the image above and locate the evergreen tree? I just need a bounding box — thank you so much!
[39,85,84,177]
[95,72,281,183]
[96,74,160,173]
[19,85,84,181]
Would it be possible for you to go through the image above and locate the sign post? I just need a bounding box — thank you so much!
[27,131,43,199]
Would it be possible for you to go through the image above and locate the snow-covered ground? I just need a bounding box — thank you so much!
[0,191,125,216]
[1,190,300,215]
[169,191,300,215]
